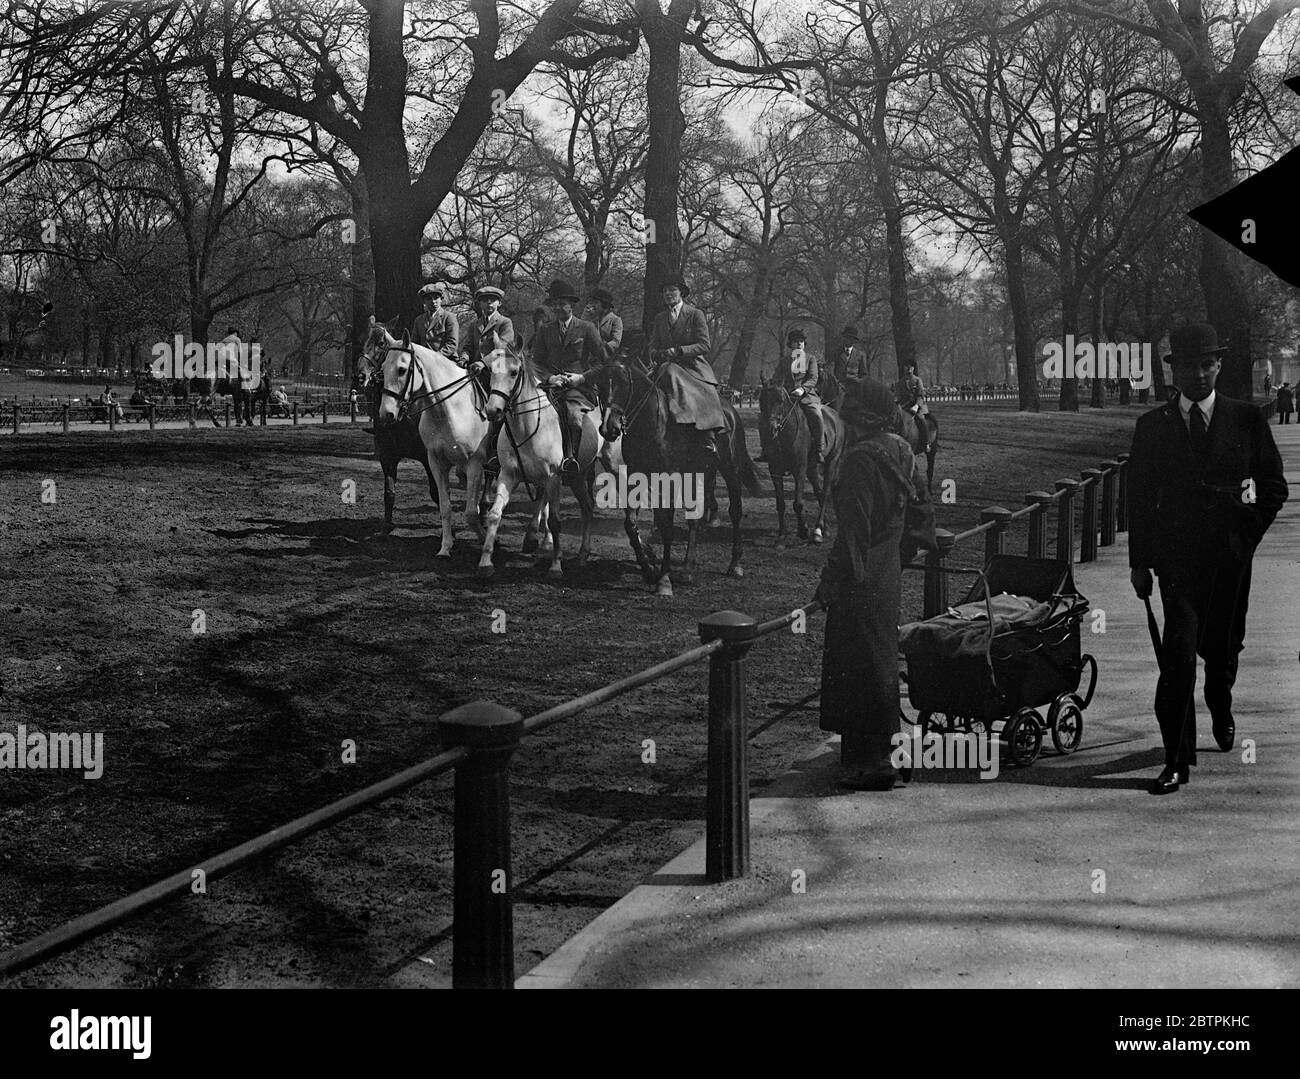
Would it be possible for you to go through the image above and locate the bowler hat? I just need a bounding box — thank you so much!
[475,285,505,301]
[839,377,897,430]
[545,279,581,304]
[841,325,861,343]
[1163,323,1227,364]
[591,288,615,308]
[660,274,691,298]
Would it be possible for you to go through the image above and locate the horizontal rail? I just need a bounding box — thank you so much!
[753,598,824,637]
[0,745,468,978]
[522,639,723,735]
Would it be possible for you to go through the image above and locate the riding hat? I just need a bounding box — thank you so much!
[1163,322,1227,364]
[591,287,616,308]
[787,327,807,344]
[418,282,447,298]
[841,325,861,344]
[545,279,581,304]
[839,377,897,430]
[661,274,691,299]
[475,285,506,301]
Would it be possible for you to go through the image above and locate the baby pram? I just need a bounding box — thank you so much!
[899,555,1098,767]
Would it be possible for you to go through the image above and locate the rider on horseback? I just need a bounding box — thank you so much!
[464,284,516,473]
[896,362,930,446]
[533,279,605,479]
[413,282,459,359]
[648,275,723,462]
[777,327,827,469]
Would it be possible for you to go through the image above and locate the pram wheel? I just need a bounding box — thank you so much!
[917,711,956,735]
[1049,693,1084,754]
[1003,708,1043,767]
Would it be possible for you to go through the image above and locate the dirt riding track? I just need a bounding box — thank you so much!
[0,405,1140,987]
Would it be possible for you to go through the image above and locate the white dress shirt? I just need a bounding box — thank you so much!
[1178,388,1216,432]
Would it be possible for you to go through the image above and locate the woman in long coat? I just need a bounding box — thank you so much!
[816,378,935,790]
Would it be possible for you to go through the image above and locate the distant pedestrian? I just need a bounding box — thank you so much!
[1276,383,1294,424]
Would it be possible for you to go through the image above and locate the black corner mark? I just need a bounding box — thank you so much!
[1188,75,1300,289]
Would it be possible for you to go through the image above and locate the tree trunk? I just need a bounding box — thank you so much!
[348,180,374,375]
[1090,280,1104,408]
[638,0,693,335]
[1004,242,1039,412]
[365,164,422,332]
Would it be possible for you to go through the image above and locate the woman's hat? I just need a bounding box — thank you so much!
[1163,322,1227,364]
[660,274,691,298]
[475,285,505,301]
[839,377,897,430]
[591,287,615,308]
[787,327,807,344]
[545,279,581,304]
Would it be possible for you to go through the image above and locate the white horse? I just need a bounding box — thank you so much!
[375,324,491,559]
[479,344,602,579]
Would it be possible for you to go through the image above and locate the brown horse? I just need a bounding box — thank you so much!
[589,355,760,595]
[757,377,845,544]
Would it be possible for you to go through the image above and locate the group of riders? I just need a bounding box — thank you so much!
[363,276,931,478]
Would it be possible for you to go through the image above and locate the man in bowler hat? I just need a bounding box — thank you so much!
[1127,323,1287,794]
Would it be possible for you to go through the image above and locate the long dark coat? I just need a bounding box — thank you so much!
[819,431,934,771]
[649,303,723,430]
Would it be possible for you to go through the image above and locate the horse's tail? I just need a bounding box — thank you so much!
[730,411,761,495]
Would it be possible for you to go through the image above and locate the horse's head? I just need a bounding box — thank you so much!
[376,329,420,426]
[360,315,401,385]
[483,342,526,423]
[588,361,624,441]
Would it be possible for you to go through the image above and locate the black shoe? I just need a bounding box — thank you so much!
[1213,717,1235,752]
[560,457,580,479]
[1150,766,1189,795]
[838,770,896,792]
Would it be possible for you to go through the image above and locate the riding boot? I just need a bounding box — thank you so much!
[561,415,581,479]
[805,407,825,470]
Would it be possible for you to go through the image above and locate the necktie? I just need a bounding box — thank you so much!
[1188,402,1208,460]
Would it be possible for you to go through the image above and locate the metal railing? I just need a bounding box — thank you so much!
[0,601,824,990]
[916,455,1128,614]
[8,398,360,434]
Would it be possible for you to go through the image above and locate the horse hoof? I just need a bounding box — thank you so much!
[811,529,824,544]
[475,564,494,579]
[548,564,564,579]
[576,550,590,567]
[655,578,673,597]
[436,550,453,561]
[522,536,539,554]
[726,562,744,578]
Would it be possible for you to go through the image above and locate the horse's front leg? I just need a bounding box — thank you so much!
[771,467,787,544]
[723,461,745,578]
[477,464,513,579]
[381,450,398,533]
[542,474,564,577]
[431,459,455,559]
[654,507,674,597]
[523,491,546,555]
[465,455,486,543]
[624,508,654,583]
[793,457,808,540]
[807,458,827,545]
[569,471,595,568]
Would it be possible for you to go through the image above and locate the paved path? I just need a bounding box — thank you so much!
[521,423,1300,989]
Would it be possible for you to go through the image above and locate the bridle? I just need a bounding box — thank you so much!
[761,383,801,441]
[377,339,473,423]
[597,359,657,437]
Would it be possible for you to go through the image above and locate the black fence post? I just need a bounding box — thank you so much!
[436,700,524,990]
[698,610,758,884]
[322,402,328,425]
[1116,452,1129,532]
[1079,468,1101,562]
[147,403,156,430]
[1099,460,1119,547]
[291,402,298,426]
[350,398,357,424]
[108,402,116,432]
[924,529,955,618]
[12,404,19,435]
[188,403,196,430]
[980,506,1011,564]
[1054,479,1079,564]
[1025,492,1052,558]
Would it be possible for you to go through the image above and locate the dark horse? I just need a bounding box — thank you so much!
[359,319,439,531]
[590,356,761,596]
[757,377,845,544]
[822,369,939,491]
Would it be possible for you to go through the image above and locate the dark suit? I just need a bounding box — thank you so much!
[1127,393,1287,768]
[533,316,605,409]
[832,346,870,384]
